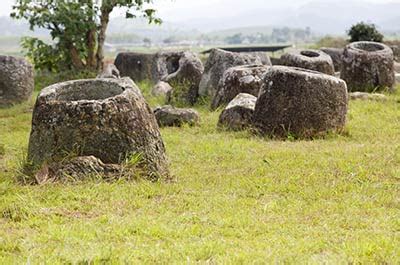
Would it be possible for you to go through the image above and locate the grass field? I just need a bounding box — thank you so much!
[0,77,399,263]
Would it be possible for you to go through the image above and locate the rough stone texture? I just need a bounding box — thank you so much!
[211,65,270,110]
[97,64,120,79]
[389,45,400,61]
[244,52,272,65]
[270,57,282,65]
[349,92,388,101]
[114,52,155,83]
[34,156,121,184]
[281,49,335,75]
[28,78,169,179]
[394,62,400,73]
[151,81,173,97]
[396,73,400,83]
[254,66,348,138]
[154,105,199,127]
[199,49,271,98]
[341,41,395,92]
[218,93,256,131]
[0,55,34,107]
[160,52,204,105]
[320,47,344,72]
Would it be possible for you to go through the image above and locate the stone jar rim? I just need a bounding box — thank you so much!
[348,41,392,55]
[37,77,135,104]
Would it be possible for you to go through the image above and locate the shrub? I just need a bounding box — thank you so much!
[348,22,384,43]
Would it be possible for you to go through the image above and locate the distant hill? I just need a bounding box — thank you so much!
[171,0,400,35]
[1,0,400,45]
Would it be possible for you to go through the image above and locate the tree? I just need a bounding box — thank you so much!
[225,33,243,45]
[347,22,384,43]
[143,37,152,47]
[11,0,161,72]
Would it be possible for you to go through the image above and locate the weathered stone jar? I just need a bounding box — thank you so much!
[320,47,344,72]
[211,65,270,110]
[253,66,348,138]
[114,52,155,83]
[0,55,34,107]
[28,78,169,179]
[199,49,271,98]
[281,49,335,75]
[341,41,395,92]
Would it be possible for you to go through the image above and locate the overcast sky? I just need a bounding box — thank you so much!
[1,0,399,21]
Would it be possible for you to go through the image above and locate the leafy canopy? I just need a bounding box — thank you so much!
[347,22,384,43]
[11,0,161,72]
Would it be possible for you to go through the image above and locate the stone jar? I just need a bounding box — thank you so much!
[28,78,169,179]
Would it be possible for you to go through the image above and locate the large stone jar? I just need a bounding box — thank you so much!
[281,49,335,75]
[253,66,348,138]
[0,55,34,107]
[28,78,169,179]
[341,41,395,92]
[199,49,271,98]
[211,65,270,110]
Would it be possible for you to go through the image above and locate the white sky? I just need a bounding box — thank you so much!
[1,0,399,20]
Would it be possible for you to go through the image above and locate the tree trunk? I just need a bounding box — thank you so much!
[70,44,85,69]
[86,0,97,69]
[87,29,97,69]
[96,5,113,71]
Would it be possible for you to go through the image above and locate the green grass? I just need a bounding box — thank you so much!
[0,77,399,263]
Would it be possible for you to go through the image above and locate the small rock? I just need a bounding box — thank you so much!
[97,64,120,79]
[154,105,200,127]
[152,81,173,96]
[35,156,121,184]
[396,73,400,83]
[395,62,400,73]
[349,92,388,101]
[218,93,257,131]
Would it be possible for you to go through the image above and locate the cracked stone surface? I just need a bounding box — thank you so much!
[0,55,34,107]
[281,49,335,75]
[28,77,169,179]
[211,65,270,110]
[199,49,271,98]
[218,93,257,131]
[254,66,348,138]
[341,41,395,92]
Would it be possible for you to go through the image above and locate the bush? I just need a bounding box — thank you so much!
[348,22,384,43]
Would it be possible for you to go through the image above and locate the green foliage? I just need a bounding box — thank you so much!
[11,0,161,72]
[21,37,65,72]
[348,22,384,43]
